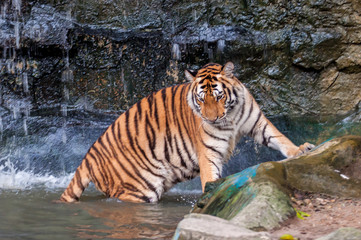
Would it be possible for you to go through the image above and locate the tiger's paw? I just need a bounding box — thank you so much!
[286,142,315,158]
[297,142,315,155]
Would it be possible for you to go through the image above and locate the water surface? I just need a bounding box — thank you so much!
[0,187,200,240]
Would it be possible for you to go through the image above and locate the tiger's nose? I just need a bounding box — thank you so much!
[211,113,225,122]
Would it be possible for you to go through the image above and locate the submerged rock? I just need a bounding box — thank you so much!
[174,135,361,239]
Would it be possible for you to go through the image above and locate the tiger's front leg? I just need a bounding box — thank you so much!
[198,153,223,192]
[252,115,315,158]
[268,134,314,158]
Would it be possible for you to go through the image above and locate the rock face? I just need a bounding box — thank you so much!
[1,0,361,118]
[283,136,361,198]
[175,135,361,239]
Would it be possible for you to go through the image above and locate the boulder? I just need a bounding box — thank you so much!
[173,213,271,240]
[175,135,361,239]
[192,164,295,231]
[283,135,361,198]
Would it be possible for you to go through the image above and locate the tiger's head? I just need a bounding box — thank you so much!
[186,62,242,124]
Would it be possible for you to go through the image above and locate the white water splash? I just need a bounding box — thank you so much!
[0,161,74,190]
[168,188,202,195]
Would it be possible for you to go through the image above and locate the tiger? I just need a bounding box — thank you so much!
[60,62,314,203]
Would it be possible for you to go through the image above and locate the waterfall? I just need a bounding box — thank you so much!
[0,116,3,134]
[0,0,79,190]
[12,0,21,13]
[172,43,181,60]
[1,3,7,19]
[217,39,225,53]
[22,72,28,93]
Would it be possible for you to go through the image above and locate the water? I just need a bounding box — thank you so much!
[171,43,181,60]
[217,39,225,53]
[22,72,29,93]
[14,21,20,49]
[0,116,3,133]
[0,189,198,240]
[0,109,202,239]
[0,108,200,239]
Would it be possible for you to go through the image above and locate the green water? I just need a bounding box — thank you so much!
[0,188,199,240]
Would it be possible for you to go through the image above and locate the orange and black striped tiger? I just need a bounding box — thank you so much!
[60,62,314,203]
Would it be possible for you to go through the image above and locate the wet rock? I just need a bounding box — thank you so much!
[1,0,361,117]
[184,135,361,238]
[283,135,361,198]
[318,67,361,116]
[291,29,344,70]
[192,164,296,231]
[22,5,73,46]
[173,213,271,240]
[228,180,294,231]
[316,227,361,240]
[336,45,361,71]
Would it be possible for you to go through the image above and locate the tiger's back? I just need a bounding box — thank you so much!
[60,62,314,203]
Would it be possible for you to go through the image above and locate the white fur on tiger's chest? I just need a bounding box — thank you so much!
[202,123,235,157]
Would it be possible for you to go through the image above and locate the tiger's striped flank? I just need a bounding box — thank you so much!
[60,62,314,203]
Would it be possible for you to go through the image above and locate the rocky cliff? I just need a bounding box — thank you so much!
[1,0,360,117]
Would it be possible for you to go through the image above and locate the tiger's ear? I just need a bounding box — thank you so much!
[222,62,234,77]
[185,69,196,82]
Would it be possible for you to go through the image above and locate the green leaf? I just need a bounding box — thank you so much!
[280,233,297,240]
[295,208,310,220]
